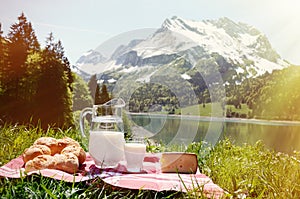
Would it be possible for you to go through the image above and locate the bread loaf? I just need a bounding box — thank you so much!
[160,152,198,174]
[25,155,56,172]
[33,137,59,155]
[23,144,51,163]
[61,145,86,164]
[53,153,79,174]
[23,136,86,174]
[57,137,81,153]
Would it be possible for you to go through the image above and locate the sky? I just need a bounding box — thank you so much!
[0,0,300,65]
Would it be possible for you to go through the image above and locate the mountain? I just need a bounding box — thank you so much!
[72,50,107,77]
[73,16,290,108]
[76,49,107,65]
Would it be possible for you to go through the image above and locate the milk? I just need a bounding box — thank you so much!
[124,143,146,172]
[89,131,125,167]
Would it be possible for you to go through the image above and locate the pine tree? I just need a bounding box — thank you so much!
[93,83,110,105]
[7,12,40,85]
[0,13,40,122]
[94,83,101,105]
[88,74,97,102]
[99,84,110,104]
[34,33,73,129]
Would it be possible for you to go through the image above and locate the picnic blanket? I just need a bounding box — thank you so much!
[0,153,224,198]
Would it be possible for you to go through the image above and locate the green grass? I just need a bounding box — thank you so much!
[185,140,300,198]
[0,124,300,198]
[179,103,214,116]
[0,175,185,198]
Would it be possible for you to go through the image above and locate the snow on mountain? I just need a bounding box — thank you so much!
[74,50,108,76]
[74,16,289,81]
[144,16,287,75]
[181,73,192,80]
[76,49,107,65]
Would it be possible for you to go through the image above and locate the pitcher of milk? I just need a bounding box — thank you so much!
[79,98,126,168]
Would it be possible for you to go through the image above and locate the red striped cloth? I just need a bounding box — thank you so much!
[0,153,223,198]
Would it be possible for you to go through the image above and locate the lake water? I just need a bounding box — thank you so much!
[129,113,300,154]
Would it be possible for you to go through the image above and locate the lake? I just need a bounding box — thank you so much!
[129,113,300,154]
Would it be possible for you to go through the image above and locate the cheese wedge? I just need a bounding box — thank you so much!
[160,152,198,174]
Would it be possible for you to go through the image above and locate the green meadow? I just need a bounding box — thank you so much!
[0,124,299,198]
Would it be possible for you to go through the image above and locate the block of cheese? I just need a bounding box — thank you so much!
[160,152,198,174]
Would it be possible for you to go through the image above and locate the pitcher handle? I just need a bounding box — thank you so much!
[79,107,93,138]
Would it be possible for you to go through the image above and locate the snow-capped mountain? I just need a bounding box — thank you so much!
[157,16,288,74]
[74,16,288,78]
[76,49,107,65]
[73,50,108,78]
[74,16,289,85]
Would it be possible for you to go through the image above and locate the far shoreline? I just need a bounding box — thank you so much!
[127,112,300,126]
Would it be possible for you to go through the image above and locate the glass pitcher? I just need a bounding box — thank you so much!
[80,98,126,168]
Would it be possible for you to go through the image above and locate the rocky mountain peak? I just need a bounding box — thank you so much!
[74,16,289,82]
[76,50,107,66]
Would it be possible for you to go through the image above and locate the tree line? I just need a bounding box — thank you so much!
[107,63,300,121]
[0,13,73,129]
[222,65,300,120]
[242,66,300,120]
[0,13,117,129]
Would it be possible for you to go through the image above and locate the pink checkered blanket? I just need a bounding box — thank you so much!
[0,153,223,198]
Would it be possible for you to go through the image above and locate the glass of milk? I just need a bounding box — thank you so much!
[124,139,146,172]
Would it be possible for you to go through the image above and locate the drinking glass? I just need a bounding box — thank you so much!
[124,139,146,172]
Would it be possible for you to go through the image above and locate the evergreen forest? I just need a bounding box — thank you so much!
[0,13,74,129]
[123,65,300,121]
